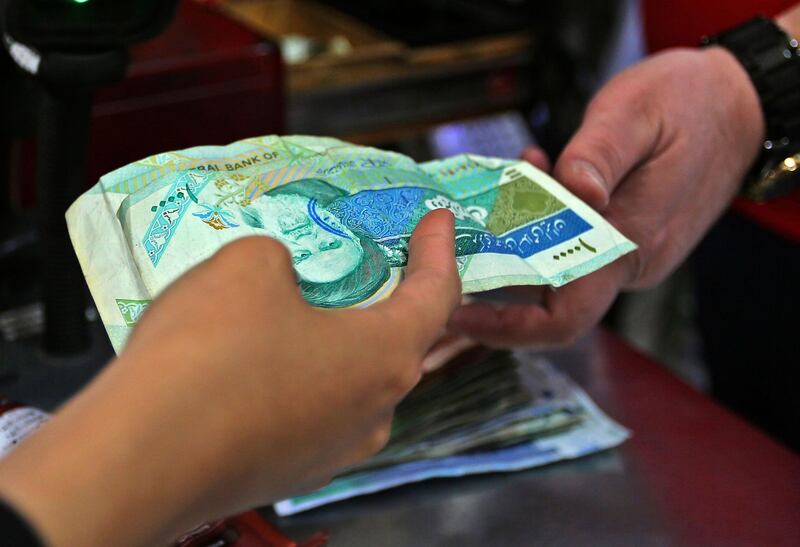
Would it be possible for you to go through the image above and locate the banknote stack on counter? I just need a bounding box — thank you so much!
[66,135,634,514]
[276,350,628,515]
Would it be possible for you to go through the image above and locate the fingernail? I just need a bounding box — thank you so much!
[570,160,609,207]
[433,208,455,229]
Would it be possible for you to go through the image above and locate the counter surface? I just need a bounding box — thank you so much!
[269,328,800,547]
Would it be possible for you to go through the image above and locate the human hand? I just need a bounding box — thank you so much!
[0,210,460,547]
[449,46,764,347]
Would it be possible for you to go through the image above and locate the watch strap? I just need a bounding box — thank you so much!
[702,16,800,200]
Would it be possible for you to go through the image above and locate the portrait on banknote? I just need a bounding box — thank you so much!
[240,179,394,308]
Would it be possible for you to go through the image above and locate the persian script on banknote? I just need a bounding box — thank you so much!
[67,135,636,351]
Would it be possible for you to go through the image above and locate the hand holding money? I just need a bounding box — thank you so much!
[450,47,764,347]
[55,135,637,524]
[0,211,460,547]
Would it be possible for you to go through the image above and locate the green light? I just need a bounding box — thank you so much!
[73,0,90,4]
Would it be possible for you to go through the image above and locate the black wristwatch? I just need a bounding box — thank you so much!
[702,15,800,201]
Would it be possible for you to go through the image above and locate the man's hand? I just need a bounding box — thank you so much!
[0,210,460,547]
[449,46,764,347]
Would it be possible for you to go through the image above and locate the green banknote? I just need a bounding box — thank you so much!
[66,135,636,352]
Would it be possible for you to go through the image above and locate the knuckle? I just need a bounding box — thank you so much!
[621,250,645,288]
[556,330,580,348]
[650,226,669,254]
[623,228,665,289]
[385,355,422,399]
[546,315,583,348]
[366,424,392,457]
[542,323,580,348]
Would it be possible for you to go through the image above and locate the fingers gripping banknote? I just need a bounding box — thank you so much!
[66,135,636,351]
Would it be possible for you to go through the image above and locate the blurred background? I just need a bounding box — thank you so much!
[0,0,708,406]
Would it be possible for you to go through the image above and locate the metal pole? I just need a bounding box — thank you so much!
[36,85,90,354]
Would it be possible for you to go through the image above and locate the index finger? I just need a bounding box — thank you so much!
[372,209,461,353]
[448,258,629,348]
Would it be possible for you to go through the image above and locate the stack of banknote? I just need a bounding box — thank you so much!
[275,350,629,515]
[65,135,634,513]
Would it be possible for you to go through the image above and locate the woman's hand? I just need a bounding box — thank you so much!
[0,210,460,547]
[450,46,764,347]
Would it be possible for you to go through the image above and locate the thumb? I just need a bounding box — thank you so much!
[554,98,661,211]
[373,209,462,353]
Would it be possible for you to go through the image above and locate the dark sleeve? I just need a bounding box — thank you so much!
[0,501,44,547]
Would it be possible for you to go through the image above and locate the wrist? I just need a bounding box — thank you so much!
[0,353,236,547]
[701,45,766,165]
[0,369,178,547]
[702,15,800,200]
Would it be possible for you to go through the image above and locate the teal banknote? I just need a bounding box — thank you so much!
[67,135,636,351]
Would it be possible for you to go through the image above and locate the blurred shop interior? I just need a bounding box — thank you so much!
[0,0,718,421]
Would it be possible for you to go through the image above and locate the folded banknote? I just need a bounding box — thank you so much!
[66,135,636,351]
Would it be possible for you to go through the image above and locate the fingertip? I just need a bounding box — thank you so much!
[414,208,455,237]
[521,146,552,173]
[408,208,459,297]
[553,157,611,211]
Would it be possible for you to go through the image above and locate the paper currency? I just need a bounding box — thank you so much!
[346,351,584,472]
[274,353,629,516]
[67,135,636,352]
